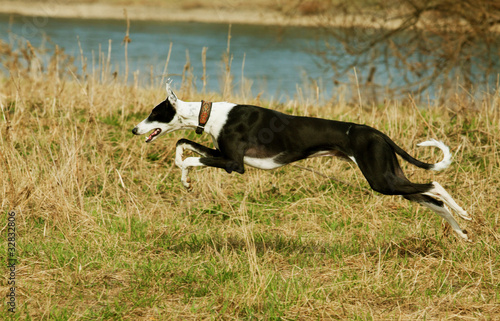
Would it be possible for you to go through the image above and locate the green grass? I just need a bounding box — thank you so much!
[1,40,500,320]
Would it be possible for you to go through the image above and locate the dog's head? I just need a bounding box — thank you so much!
[132,80,181,143]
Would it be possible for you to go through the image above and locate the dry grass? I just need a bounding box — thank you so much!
[1,40,500,320]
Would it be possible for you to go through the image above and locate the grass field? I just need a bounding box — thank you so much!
[1,40,500,320]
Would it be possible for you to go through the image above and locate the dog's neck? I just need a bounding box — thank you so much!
[176,100,206,130]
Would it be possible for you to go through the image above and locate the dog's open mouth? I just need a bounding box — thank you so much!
[145,128,161,143]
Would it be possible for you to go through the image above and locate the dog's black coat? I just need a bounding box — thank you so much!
[132,96,470,240]
[187,105,434,196]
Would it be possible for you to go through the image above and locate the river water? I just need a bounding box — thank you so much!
[1,13,498,102]
[1,14,331,100]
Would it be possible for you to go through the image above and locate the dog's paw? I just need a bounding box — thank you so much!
[456,229,471,242]
[182,177,193,191]
[457,210,472,221]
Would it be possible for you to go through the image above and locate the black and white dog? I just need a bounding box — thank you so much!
[132,82,471,240]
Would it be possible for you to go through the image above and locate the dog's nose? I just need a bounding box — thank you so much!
[132,127,139,135]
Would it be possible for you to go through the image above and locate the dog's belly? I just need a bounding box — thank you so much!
[243,148,356,170]
[243,156,284,170]
[308,149,355,163]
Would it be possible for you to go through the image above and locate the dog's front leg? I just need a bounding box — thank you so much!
[176,156,245,190]
[178,157,205,190]
[175,139,223,190]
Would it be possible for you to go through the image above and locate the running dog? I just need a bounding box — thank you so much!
[132,81,471,240]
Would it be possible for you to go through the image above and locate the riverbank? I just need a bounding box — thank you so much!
[0,0,317,26]
[0,0,399,28]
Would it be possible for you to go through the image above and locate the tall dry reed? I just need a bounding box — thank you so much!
[0,39,499,320]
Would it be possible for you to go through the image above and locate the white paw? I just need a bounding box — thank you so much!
[182,177,193,191]
[457,210,472,221]
[455,230,470,242]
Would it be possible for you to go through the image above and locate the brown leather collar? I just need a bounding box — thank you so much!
[196,100,212,135]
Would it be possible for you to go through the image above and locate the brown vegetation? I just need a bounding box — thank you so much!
[1,38,499,319]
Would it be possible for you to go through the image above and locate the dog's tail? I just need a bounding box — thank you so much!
[416,139,452,171]
[386,138,452,171]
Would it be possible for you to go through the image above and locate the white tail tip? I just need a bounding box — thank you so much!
[417,139,452,171]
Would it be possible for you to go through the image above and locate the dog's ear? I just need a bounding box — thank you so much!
[165,79,178,107]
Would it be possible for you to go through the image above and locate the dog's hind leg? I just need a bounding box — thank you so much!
[423,181,471,220]
[351,137,469,240]
[404,194,469,241]
[353,142,433,195]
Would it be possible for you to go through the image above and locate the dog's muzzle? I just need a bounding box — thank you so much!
[132,127,139,135]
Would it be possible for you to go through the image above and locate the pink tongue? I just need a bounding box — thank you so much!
[146,129,159,142]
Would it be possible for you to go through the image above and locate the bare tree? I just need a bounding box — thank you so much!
[298,0,500,101]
